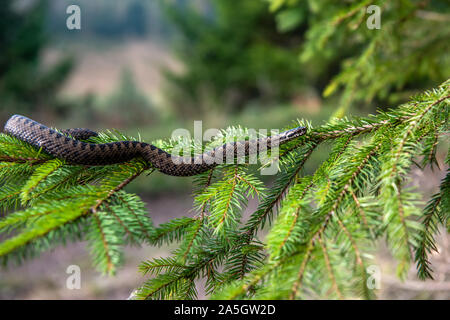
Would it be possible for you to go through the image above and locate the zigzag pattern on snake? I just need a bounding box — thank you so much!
[3,114,307,176]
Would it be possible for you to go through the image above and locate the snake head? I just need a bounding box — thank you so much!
[282,126,307,141]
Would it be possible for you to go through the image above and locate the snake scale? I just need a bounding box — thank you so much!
[3,114,307,176]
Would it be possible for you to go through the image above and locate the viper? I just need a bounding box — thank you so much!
[3,114,307,176]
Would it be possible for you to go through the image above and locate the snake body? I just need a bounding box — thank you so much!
[3,115,306,176]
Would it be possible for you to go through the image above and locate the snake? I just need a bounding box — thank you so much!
[3,114,307,177]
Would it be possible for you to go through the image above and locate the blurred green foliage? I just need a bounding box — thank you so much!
[0,0,73,117]
[162,0,306,116]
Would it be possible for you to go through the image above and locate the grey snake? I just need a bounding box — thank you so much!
[3,114,306,176]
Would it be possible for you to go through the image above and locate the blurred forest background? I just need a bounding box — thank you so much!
[0,0,449,299]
